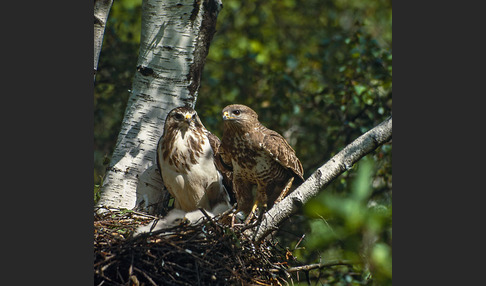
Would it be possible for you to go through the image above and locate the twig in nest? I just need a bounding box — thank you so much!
[95,205,299,285]
[133,266,158,285]
[221,203,237,217]
[198,208,219,232]
[239,220,260,232]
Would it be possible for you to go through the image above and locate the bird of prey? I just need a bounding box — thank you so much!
[156,106,233,212]
[220,104,304,221]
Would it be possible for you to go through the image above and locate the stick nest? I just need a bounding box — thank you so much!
[94,207,296,285]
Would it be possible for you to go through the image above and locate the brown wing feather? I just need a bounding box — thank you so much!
[207,131,235,204]
[156,132,165,176]
[261,129,304,183]
[206,131,220,154]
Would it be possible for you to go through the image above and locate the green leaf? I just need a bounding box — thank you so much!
[353,84,367,96]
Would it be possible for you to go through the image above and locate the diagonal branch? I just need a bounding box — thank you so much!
[251,116,392,242]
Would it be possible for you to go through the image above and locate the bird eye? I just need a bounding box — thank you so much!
[192,114,196,119]
[233,110,241,116]
[174,113,184,120]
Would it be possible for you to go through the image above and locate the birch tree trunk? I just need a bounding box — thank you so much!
[96,0,223,214]
[94,0,114,82]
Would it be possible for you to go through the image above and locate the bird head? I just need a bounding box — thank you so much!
[166,106,199,131]
[222,104,259,124]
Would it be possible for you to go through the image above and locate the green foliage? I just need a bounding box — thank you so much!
[94,173,105,204]
[94,0,391,283]
[198,0,392,176]
[303,157,392,284]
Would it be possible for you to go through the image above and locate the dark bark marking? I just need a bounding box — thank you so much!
[190,0,201,22]
[137,65,154,77]
[186,0,222,98]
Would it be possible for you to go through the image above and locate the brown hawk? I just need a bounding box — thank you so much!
[157,106,233,213]
[220,104,304,221]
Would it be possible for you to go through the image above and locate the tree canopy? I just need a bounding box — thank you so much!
[94,0,392,283]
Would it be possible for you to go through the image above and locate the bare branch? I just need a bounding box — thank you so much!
[252,116,392,241]
[271,260,354,273]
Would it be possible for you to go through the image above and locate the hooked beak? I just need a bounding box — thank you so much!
[184,114,193,124]
[223,111,233,120]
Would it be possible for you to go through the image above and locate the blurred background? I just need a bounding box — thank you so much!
[95,0,392,284]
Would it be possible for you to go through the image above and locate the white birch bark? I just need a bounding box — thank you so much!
[94,0,114,81]
[96,0,223,214]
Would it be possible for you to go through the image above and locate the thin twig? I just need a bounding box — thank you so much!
[294,234,305,250]
[133,266,158,286]
[271,260,354,273]
[220,203,237,217]
[198,208,219,232]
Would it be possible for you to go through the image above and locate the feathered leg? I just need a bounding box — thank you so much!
[245,186,268,224]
